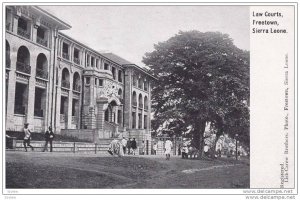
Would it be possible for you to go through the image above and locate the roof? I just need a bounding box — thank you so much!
[102,53,156,79]
[32,6,71,30]
[102,53,133,65]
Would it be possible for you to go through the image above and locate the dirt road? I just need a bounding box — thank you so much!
[6,151,249,189]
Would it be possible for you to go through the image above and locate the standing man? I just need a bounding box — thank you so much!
[164,138,173,160]
[127,138,132,155]
[42,126,55,152]
[141,141,146,155]
[131,138,137,155]
[23,123,34,152]
[152,142,158,155]
[121,137,127,155]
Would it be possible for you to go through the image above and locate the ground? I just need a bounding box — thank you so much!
[6,151,249,189]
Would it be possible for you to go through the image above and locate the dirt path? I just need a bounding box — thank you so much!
[6,151,250,189]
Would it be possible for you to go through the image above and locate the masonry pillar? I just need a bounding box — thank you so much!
[96,97,108,130]
[67,70,73,128]
[123,69,132,129]
[26,55,37,127]
[12,15,19,34]
[55,66,62,133]
[32,24,38,44]
[6,50,17,130]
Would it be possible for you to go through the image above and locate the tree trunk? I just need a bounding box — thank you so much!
[192,120,206,158]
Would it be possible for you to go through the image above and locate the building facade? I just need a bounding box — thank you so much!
[5,6,154,152]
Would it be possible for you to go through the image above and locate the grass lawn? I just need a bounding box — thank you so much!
[6,151,249,189]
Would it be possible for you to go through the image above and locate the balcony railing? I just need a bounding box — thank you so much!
[72,116,77,123]
[139,103,143,109]
[36,68,48,79]
[14,105,25,115]
[17,27,30,39]
[62,52,70,60]
[73,84,81,92]
[37,37,48,47]
[61,80,70,89]
[73,57,80,65]
[16,61,31,74]
[132,101,137,107]
[34,109,44,117]
[144,105,149,110]
[6,58,11,68]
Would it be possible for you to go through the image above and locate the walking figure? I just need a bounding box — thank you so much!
[23,123,34,152]
[164,139,173,160]
[42,126,55,152]
[131,138,137,155]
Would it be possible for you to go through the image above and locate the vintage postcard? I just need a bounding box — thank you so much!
[1,1,298,199]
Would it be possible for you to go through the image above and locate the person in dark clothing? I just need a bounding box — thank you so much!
[127,138,132,155]
[42,126,55,152]
[131,138,137,155]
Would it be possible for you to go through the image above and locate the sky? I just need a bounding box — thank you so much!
[41,6,250,68]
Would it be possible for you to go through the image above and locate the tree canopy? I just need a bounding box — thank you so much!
[143,31,250,151]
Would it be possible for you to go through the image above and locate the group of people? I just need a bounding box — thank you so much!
[108,137,140,157]
[23,123,55,152]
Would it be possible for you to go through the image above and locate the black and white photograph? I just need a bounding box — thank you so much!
[2,2,297,198]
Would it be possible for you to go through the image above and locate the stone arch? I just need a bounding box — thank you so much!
[61,68,70,88]
[73,71,81,91]
[144,96,148,110]
[36,53,48,79]
[17,46,31,74]
[132,91,137,106]
[138,93,143,108]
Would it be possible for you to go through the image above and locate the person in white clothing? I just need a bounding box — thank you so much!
[121,137,127,155]
[23,123,34,152]
[164,139,173,160]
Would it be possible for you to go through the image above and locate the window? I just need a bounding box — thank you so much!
[118,70,122,82]
[37,26,47,47]
[73,48,80,65]
[62,43,69,60]
[91,57,95,67]
[99,79,103,86]
[86,55,90,66]
[17,17,30,39]
[112,67,116,80]
[104,63,109,70]
[86,77,90,84]
[14,83,28,115]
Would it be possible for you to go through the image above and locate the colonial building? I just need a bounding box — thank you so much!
[5,6,155,152]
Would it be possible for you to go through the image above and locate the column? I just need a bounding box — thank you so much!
[6,49,17,130]
[123,69,132,129]
[67,73,73,128]
[26,55,37,126]
[12,15,19,34]
[96,98,108,130]
[33,24,38,43]
[148,82,152,130]
[55,67,61,133]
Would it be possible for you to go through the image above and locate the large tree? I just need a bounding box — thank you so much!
[143,31,249,155]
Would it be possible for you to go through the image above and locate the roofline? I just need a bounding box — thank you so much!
[32,6,72,30]
[58,32,124,68]
[123,64,157,80]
